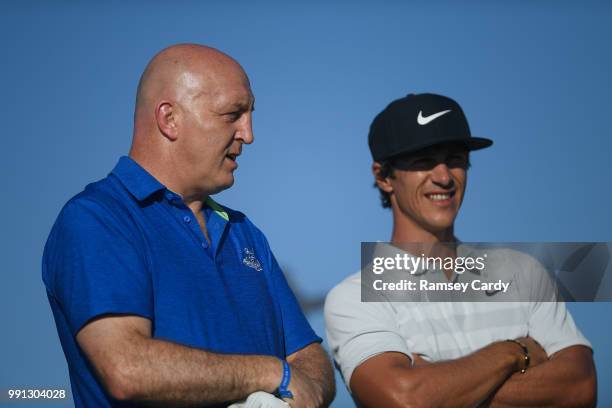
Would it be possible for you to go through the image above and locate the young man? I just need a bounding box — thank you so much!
[42,44,334,408]
[324,93,596,407]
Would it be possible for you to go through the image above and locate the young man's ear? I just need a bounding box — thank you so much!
[372,162,394,194]
[156,101,179,141]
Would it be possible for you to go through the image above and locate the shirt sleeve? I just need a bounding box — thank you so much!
[522,254,592,356]
[43,198,153,337]
[324,275,412,387]
[261,236,322,357]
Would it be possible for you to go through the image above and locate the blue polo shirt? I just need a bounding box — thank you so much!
[42,156,320,407]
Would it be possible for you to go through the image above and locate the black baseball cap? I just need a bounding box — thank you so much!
[368,93,493,162]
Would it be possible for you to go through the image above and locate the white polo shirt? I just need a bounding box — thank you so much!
[324,245,592,387]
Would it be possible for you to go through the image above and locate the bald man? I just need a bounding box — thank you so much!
[42,44,335,408]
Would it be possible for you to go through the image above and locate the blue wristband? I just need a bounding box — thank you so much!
[276,359,293,399]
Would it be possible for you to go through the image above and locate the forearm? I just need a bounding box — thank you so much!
[287,343,336,407]
[100,337,282,406]
[353,342,525,408]
[487,346,596,408]
[403,342,523,408]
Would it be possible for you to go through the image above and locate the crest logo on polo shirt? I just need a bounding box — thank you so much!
[242,248,263,272]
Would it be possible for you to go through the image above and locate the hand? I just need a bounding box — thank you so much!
[284,366,323,408]
[516,336,548,368]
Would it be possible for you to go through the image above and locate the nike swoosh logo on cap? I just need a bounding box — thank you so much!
[417,109,452,125]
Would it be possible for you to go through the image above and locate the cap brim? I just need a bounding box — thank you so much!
[464,137,493,151]
[379,136,493,161]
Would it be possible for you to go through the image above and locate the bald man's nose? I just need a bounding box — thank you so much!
[236,113,254,144]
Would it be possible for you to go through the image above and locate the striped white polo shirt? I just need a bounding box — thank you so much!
[324,245,591,387]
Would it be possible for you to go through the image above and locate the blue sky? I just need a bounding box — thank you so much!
[1,2,611,406]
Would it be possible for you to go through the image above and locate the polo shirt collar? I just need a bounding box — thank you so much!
[205,197,230,222]
[111,156,165,202]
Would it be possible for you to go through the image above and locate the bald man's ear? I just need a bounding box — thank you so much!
[373,162,394,194]
[156,102,179,141]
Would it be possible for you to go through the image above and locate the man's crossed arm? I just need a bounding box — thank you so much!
[349,337,595,408]
[76,314,335,407]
